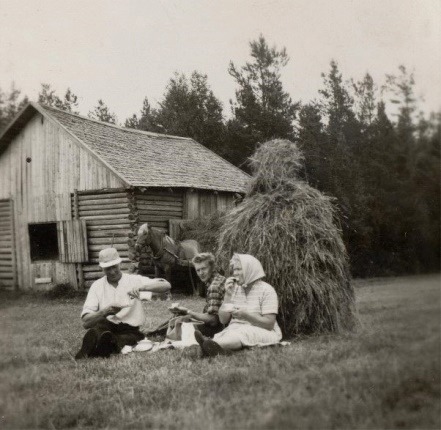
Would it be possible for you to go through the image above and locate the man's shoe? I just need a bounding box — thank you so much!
[201,339,230,357]
[95,331,116,358]
[75,329,97,360]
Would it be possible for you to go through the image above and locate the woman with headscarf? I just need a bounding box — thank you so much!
[194,253,282,356]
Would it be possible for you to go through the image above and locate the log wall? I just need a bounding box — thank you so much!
[72,188,135,288]
[135,189,184,232]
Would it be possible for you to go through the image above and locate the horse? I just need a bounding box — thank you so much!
[135,223,200,293]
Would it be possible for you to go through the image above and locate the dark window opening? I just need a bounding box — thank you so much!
[29,223,59,261]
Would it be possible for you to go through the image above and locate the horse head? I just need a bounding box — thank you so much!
[135,223,151,251]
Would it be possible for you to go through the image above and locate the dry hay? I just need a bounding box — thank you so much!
[179,211,225,254]
[216,139,357,337]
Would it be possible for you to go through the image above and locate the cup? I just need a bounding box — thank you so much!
[222,303,236,313]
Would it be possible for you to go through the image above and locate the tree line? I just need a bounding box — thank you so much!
[0,35,439,277]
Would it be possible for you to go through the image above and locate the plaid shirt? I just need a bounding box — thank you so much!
[202,272,226,315]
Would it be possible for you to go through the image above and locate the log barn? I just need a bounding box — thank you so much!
[0,102,249,290]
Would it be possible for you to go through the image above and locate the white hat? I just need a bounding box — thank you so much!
[98,247,122,268]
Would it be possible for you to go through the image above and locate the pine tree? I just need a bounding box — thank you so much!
[38,84,79,113]
[296,103,328,188]
[153,72,225,153]
[352,73,377,130]
[138,98,157,132]
[0,82,28,133]
[125,97,159,132]
[124,114,139,129]
[226,35,298,168]
[88,99,117,124]
[318,61,370,275]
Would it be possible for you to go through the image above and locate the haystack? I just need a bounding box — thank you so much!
[216,139,357,336]
[179,212,225,254]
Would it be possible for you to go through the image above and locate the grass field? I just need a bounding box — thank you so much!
[0,274,439,429]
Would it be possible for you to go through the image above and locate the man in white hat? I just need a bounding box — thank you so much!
[75,247,171,359]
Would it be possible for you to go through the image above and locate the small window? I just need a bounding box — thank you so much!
[29,223,59,261]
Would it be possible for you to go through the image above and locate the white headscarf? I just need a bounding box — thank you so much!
[233,254,265,287]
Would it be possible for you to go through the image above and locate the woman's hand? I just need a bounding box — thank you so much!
[224,277,238,296]
[231,308,249,321]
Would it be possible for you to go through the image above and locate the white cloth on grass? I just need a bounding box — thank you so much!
[121,323,200,354]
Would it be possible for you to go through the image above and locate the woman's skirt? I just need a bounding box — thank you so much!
[213,322,282,347]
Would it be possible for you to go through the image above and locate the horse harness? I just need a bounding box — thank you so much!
[151,230,181,263]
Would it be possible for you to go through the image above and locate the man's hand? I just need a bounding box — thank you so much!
[129,286,141,299]
[103,305,124,316]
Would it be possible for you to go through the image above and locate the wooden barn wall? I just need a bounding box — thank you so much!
[0,199,16,289]
[184,190,236,220]
[73,188,134,288]
[0,113,126,290]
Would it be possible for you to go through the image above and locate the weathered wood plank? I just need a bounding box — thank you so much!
[79,214,130,221]
[76,188,128,196]
[76,192,128,201]
[74,203,129,214]
[88,229,131,238]
[77,202,129,211]
[137,210,182,218]
[85,219,131,227]
[136,194,183,203]
[88,237,128,245]
[136,200,184,209]
[0,260,13,266]
[79,207,130,216]
[137,207,183,215]
[82,263,131,272]
[139,215,181,222]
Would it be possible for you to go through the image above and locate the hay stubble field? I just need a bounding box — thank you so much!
[0,274,439,429]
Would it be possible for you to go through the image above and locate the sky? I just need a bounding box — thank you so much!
[0,0,440,123]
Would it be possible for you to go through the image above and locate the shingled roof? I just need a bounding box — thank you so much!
[0,103,249,193]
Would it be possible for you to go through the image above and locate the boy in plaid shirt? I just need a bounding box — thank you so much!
[171,253,226,337]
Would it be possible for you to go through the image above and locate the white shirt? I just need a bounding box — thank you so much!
[81,273,157,326]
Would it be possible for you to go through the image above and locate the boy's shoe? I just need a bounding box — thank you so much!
[201,339,231,357]
[194,330,207,347]
[75,329,97,360]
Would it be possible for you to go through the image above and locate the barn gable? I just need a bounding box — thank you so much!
[38,104,249,192]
